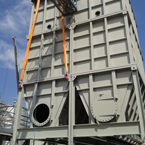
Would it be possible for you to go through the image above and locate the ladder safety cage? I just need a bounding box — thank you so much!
[50,0,77,16]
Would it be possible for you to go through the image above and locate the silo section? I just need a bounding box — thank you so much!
[12,0,145,145]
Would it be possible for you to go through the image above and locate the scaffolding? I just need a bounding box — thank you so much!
[0,103,30,145]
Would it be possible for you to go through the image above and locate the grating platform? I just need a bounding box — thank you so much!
[50,0,77,16]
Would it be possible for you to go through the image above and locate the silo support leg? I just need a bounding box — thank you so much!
[132,71,145,144]
[68,77,75,145]
[11,88,24,145]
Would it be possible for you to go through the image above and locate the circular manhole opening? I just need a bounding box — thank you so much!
[33,104,50,123]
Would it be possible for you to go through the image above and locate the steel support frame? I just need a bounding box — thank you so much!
[13,65,145,145]
[11,89,24,145]
[17,122,140,140]
[0,128,13,135]
[23,64,137,86]
[132,70,145,144]
[12,67,145,145]
[11,1,145,144]
[68,13,75,144]
[68,77,75,145]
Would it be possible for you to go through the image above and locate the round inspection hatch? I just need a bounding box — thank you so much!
[31,103,51,127]
[91,94,117,122]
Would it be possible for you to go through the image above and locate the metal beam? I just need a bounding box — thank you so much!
[11,88,24,145]
[132,71,145,143]
[17,122,140,140]
[22,64,137,85]
[68,77,75,145]
[17,126,68,139]
[74,122,140,137]
[0,127,12,136]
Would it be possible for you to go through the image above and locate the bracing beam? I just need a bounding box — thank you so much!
[17,122,140,140]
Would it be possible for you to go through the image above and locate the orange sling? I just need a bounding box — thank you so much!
[61,9,68,73]
[20,0,40,81]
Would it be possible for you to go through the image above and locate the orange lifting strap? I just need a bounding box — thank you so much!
[20,0,40,81]
[61,8,68,73]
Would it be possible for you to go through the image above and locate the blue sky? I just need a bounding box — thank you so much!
[0,0,145,104]
[0,0,32,104]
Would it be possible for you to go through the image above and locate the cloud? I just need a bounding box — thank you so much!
[0,40,25,70]
[0,0,32,36]
[0,0,32,70]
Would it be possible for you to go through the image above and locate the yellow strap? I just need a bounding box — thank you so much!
[20,0,40,81]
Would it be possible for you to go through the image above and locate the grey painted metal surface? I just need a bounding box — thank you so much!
[12,0,145,145]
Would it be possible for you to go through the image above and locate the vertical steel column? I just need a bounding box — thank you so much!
[103,1,111,67]
[104,17,111,67]
[121,0,126,10]
[87,0,95,124]
[51,6,57,77]
[112,71,118,100]
[89,74,95,124]
[50,5,58,126]
[29,4,35,35]
[68,13,75,144]
[43,0,47,32]
[12,89,24,145]
[68,76,75,145]
[132,70,145,144]
[69,20,74,74]
[112,71,119,118]
[88,0,94,70]
[50,80,56,126]
[124,13,134,63]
